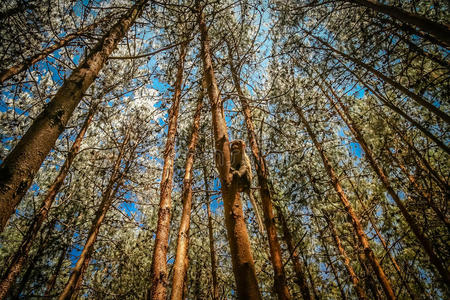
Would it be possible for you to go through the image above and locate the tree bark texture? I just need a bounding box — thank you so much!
[0,0,148,231]
[319,80,450,285]
[226,40,291,300]
[346,0,450,48]
[276,205,313,300]
[148,40,188,300]
[198,7,262,300]
[304,30,450,125]
[292,102,396,299]
[0,107,95,300]
[58,134,130,300]
[170,82,203,300]
[325,216,368,300]
[0,16,109,83]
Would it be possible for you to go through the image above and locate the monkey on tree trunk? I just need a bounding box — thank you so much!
[230,139,264,233]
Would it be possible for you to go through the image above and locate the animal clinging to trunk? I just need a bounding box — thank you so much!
[230,139,264,233]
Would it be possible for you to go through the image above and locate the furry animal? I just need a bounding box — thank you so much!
[230,139,264,233]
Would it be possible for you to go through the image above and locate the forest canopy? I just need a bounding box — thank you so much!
[0,0,449,299]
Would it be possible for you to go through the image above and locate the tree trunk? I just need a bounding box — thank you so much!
[344,170,416,299]
[58,134,130,300]
[198,7,262,300]
[389,151,450,231]
[0,107,95,300]
[332,60,449,155]
[0,16,109,83]
[303,30,450,125]
[292,101,396,299]
[148,40,188,300]
[226,40,291,300]
[325,216,368,300]
[203,164,219,300]
[345,0,450,48]
[45,244,69,296]
[319,81,450,285]
[317,227,346,300]
[170,81,203,300]
[276,205,313,300]
[0,0,148,231]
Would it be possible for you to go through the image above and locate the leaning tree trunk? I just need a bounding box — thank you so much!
[302,30,450,125]
[0,0,148,231]
[292,101,396,299]
[197,7,262,300]
[344,170,416,299]
[325,215,368,300]
[345,0,450,48]
[58,134,130,300]
[331,59,449,155]
[306,168,366,299]
[170,82,203,300]
[316,224,347,300]
[148,40,188,300]
[276,205,313,300]
[44,243,69,296]
[203,164,219,300]
[0,107,95,300]
[0,16,110,83]
[226,40,291,300]
[319,80,450,285]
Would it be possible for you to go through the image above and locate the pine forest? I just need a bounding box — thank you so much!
[0,0,449,299]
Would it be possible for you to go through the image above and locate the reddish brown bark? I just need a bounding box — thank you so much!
[58,134,130,300]
[319,81,450,285]
[205,171,219,300]
[226,40,291,300]
[0,107,95,300]
[0,16,109,83]
[292,102,396,299]
[0,0,148,231]
[325,216,368,300]
[148,40,188,300]
[304,30,450,125]
[345,0,450,48]
[170,83,203,300]
[276,205,312,300]
[198,7,262,300]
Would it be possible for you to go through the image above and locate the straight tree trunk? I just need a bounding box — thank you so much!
[345,0,450,48]
[226,40,291,300]
[0,0,148,231]
[303,30,450,125]
[58,133,130,300]
[0,16,109,83]
[324,215,368,300]
[318,80,450,285]
[292,101,396,299]
[148,40,188,300]
[197,7,262,300]
[275,205,313,300]
[170,82,203,300]
[203,164,219,300]
[0,107,95,300]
